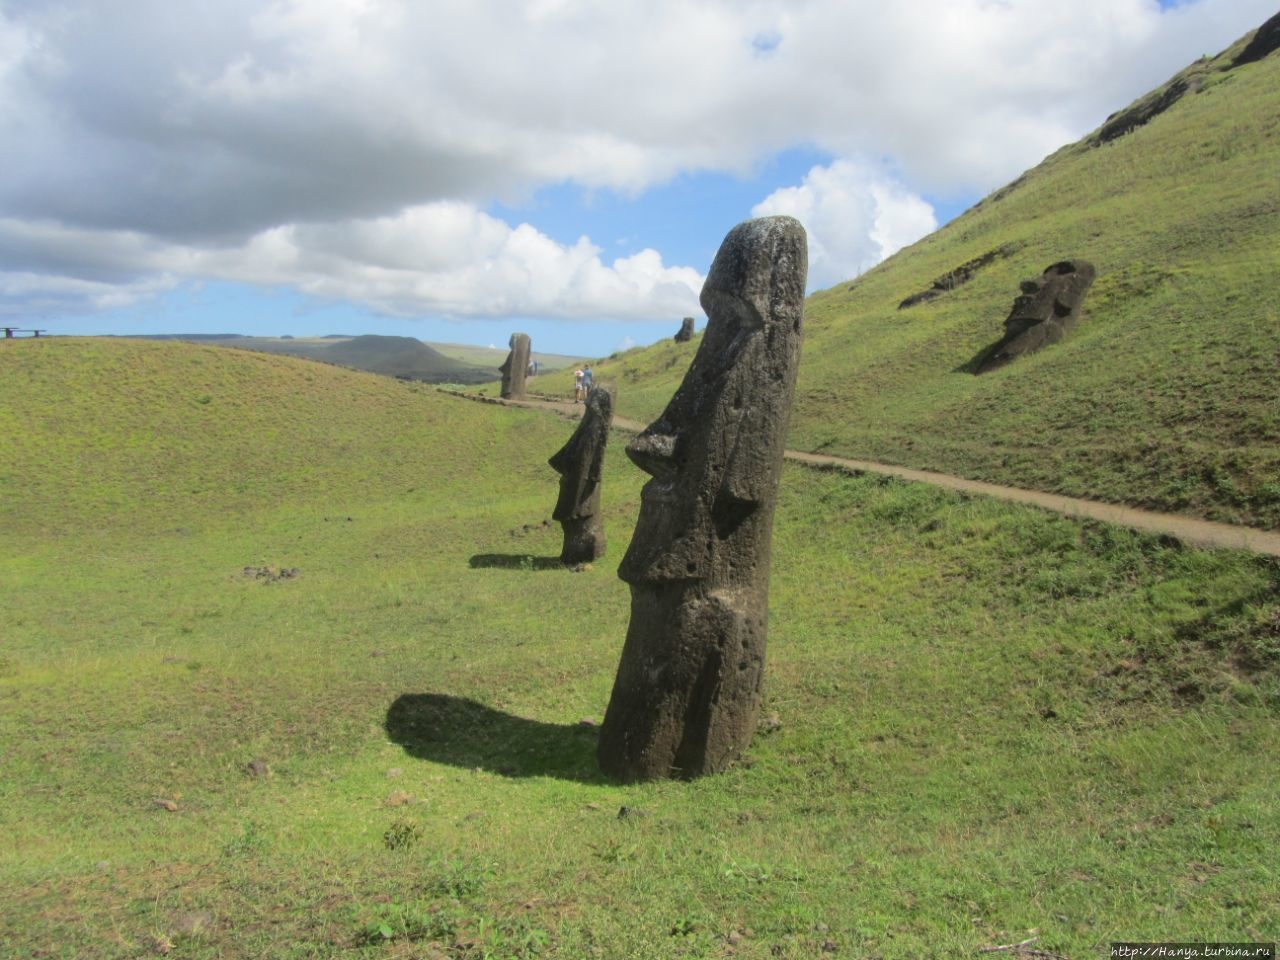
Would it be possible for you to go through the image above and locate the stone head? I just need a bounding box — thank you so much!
[548,386,613,521]
[618,215,806,587]
[1005,260,1096,337]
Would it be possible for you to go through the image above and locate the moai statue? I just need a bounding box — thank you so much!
[674,317,695,342]
[499,332,532,399]
[597,216,807,783]
[548,386,614,565]
[976,259,1096,373]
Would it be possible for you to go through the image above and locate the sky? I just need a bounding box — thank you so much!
[0,0,1273,358]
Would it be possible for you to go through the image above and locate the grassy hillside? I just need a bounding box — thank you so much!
[3,336,1279,958]
[580,26,1280,531]
[149,334,503,385]
[144,335,588,386]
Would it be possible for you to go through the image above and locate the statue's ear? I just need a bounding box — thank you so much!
[711,413,764,540]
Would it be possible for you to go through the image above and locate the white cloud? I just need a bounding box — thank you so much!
[0,202,703,323]
[0,0,1273,325]
[753,160,938,290]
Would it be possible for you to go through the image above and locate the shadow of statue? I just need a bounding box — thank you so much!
[385,693,605,782]
[954,343,1000,375]
[468,554,565,571]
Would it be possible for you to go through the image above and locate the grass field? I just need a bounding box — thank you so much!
[2,338,1278,958]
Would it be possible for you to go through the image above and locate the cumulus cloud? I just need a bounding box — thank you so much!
[0,203,703,322]
[0,0,1273,325]
[753,160,937,290]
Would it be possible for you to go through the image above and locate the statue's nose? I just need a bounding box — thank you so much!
[626,430,678,480]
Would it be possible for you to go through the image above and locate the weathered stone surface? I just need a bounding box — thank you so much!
[674,316,695,342]
[1089,77,1196,147]
[975,259,1095,373]
[1234,10,1280,67]
[548,386,614,564]
[597,215,807,783]
[499,332,531,399]
[898,246,1014,309]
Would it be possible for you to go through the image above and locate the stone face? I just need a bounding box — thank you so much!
[597,215,807,783]
[499,333,531,399]
[674,316,695,342]
[975,259,1096,373]
[548,386,614,564]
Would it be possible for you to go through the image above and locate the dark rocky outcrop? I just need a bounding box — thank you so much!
[499,333,531,400]
[1089,76,1199,147]
[674,317,695,342]
[1234,10,1280,67]
[898,246,1014,309]
[973,259,1096,374]
[597,216,807,783]
[548,386,614,565]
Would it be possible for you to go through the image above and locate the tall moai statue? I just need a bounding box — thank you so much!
[597,216,807,783]
[499,332,532,399]
[674,316,695,342]
[975,260,1095,373]
[548,385,614,565]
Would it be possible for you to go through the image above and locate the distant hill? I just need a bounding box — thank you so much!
[589,17,1280,531]
[133,333,502,384]
[129,333,588,385]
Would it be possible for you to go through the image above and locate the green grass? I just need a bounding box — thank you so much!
[589,37,1280,530]
[3,338,1278,958]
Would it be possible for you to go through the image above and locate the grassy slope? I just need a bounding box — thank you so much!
[582,34,1280,530]
[3,338,1279,958]
[192,335,503,385]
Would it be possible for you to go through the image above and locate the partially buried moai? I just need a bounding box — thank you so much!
[597,216,807,783]
[499,332,532,399]
[548,385,614,565]
[975,259,1095,373]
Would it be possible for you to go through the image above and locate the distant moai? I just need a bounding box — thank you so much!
[548,386,614,565]
[597,215,807,783]
[975,259,1095,373]
[674,317,695,342]
[499,333,532,399]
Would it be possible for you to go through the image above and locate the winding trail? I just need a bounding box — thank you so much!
[485,393,1280,558]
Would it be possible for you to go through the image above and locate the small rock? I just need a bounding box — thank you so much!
[244,759,270,779]
[386,767,403,779]
[384,790,412,808]
[153,798,179,812]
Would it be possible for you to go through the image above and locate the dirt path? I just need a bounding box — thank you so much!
[486,393,1280,558]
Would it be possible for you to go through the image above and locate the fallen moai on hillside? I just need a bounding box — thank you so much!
[974,259,1096,373]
